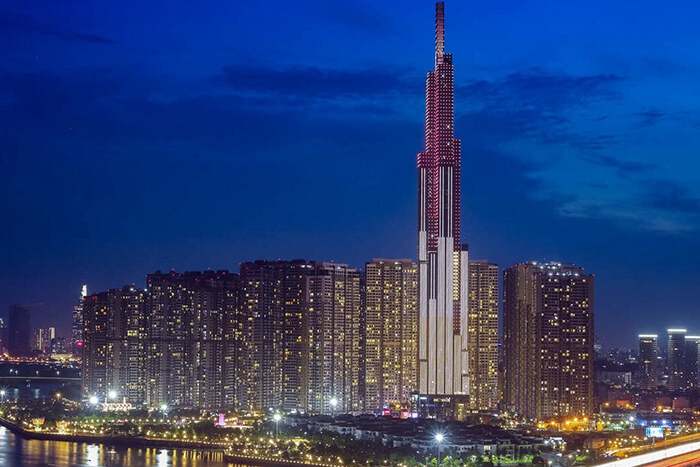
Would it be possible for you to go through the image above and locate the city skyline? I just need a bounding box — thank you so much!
[2,1,700,347]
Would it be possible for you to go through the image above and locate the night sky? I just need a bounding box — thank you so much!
[2,1,700,348]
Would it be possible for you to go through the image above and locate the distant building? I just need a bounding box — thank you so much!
[72,284,88,355]
[363,259,418,412]
[685,336,700,388]
[503,261,594,419]
[8,304,32,357]
[467,260,500,411]
[51,336,68,354]
[0,317,6,354]
[33,326,55,353]
[667,329,686,391]
[638,334,659,390]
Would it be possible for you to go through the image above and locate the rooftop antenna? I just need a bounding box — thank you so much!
[435,2,445,66]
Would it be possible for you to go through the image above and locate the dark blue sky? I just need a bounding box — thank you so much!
[2,1,700,348]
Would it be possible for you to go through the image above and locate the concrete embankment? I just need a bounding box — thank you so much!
[222,452,336,467]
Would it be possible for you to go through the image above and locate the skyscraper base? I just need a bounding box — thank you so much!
[411,393,471,421]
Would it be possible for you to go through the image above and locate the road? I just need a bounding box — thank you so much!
[642,450,700,467]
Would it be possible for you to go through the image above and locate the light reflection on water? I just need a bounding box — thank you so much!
[0,426,254,467]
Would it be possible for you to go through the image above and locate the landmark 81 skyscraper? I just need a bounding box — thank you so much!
[417,2,469,411]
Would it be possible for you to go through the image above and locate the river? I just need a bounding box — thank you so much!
[0,426,252,467]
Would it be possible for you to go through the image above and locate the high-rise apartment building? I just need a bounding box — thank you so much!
[416,2,469,417]
[467,260,499,411]
[364,259,418,412]
[8,304,32,357]
[145,270,239,409]
[503,261,594,420]
[638,334,659,390]
[83,271,240,409]
[667,329,686,391]
[685,336,700,388]
[303,263,362,415]
[83,286,146,402]
[81,262,368,414]
[238,260,362,415]
[239,260,311,413]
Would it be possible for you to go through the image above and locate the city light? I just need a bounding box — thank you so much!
[273,413,281,439]
[435,433,445,467]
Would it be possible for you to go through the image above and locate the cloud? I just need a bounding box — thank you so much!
[556,198,697,234]
[556,177,700,234]
[456,68,624,152]
[635,108,664,126]
[454,68,700,234]
[216,64,419,100]
[456,68,624,159]
[644,180,700,215]
[460,68,623,113]
[0,11,116,45]
[581,154,657,177]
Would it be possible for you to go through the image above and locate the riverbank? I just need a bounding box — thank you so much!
[0,417,333,467]
[0,417,224,451]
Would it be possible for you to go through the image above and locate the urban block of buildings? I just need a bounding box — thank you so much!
[20,2,597,422]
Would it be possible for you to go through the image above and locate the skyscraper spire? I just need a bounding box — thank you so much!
[435,2,445,65]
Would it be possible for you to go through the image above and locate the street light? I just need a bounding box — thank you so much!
[108,390,117,401]
[0,390,5,403]
[88,395,99,415]
[435,433,444,467]
[330,397,338,417]
[273,413,281,439]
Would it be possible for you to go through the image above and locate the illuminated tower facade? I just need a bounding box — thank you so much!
[72,284,87,354]
[145,270,239,409]
[667,328,686,390]
[503,261,594,419]
[302,262,362,415]
[364,259,418,412]
[239,260,311,413]
[467,260,499,410]
[638,334,659,390]
[685,336,700,388]
[417,2,469,412]
[82,286,146,403]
